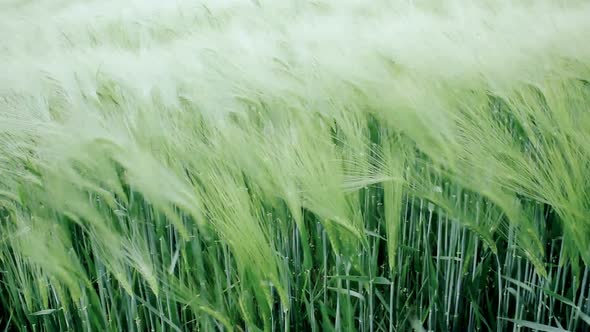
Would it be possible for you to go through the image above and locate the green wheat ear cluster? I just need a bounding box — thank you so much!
[1,1,589,331]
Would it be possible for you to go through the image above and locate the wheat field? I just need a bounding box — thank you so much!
[1,1,590,331]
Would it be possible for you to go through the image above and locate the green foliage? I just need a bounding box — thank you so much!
[1,1,590,331]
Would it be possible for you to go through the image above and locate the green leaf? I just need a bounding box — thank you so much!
[502,318,568,332]
[30,309,57,316]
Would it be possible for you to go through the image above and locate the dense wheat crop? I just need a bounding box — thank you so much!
[1,1,590,331]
